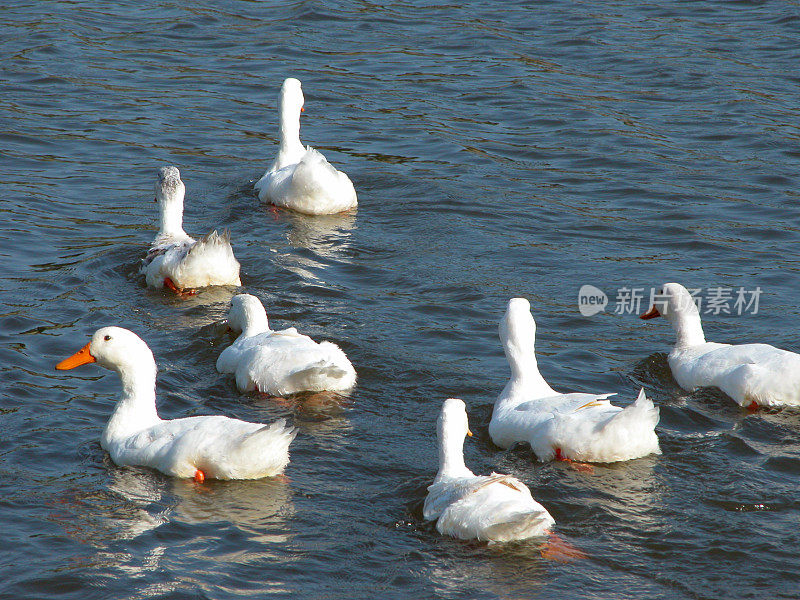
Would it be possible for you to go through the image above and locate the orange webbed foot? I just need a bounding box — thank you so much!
[194,469,206,483]
[540,533,588,562]
[163,277,197,298]
[554,448,595,473]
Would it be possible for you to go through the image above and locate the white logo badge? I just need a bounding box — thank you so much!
[578,285,608,317]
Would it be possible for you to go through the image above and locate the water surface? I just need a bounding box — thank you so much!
[2,1,800,599]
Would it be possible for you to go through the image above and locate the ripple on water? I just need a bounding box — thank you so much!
[2,1,800,599]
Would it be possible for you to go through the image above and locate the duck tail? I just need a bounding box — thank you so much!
[598,389,661,456]
[480,510,555,543]
[291,148,338,191]
[180,229,241,286]
[236,419,298,476]
[286,148,357,214]
[191,229,231,250]
[284,356,356,393]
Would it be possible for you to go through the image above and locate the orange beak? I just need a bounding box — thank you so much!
[467,429,474,437]
[301,107,305,113]
[640,305,661,320]
[56,342,96,370]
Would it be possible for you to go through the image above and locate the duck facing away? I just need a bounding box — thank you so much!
[141,166,241,295]
[216,294,357,396]
[423,398,555,543]
[255,78,357,215]
[56,326,296,481]
[489,298,660,463]
[641,282,800,408]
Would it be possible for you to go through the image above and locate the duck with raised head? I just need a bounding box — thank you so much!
[141,166,241,295]
[216,294,356,396]
[640,282,800,409]
[488,298,660,463]
[255,78,357,215]
[424,398,555,543]
[56,326,296,481]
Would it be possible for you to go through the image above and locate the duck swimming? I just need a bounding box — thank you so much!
[424,398,555,543]
[216,294,357,396]
[488,298,660,463]
[641,282,800,408]
[56,326,296,481]
[255,78,357,215]
[141,166,241,295]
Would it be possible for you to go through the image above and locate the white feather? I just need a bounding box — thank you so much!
[644,282,800,407]
[57,327,295,480]
[141,166,241,290]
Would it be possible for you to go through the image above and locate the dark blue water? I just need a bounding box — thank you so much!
[2,1,800,598]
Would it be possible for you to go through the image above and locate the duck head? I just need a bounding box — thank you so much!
[438,398,473,441]
[501,298,537,346]
[279,78,304,140]
[500,298,538,374]
[640,283,706,346]
[155,166,187,238]
[496,297,558,397]
[56,327,156,376]
[271,78,308,171]
[281,77,305,118]
[227,294,270,337]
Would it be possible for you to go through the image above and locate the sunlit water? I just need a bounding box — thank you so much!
[2,1,800,598]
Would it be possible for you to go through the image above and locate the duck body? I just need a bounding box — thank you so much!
[424,399,554,543]
[103,413,295,480]
[57,326,295,480]
[217,294,356,395]
[255,78,357,215]
[142,230,241,290]
[642,283,800,407]
[141,166,240,290]
[489,298,660,463]
[491,386,658,463]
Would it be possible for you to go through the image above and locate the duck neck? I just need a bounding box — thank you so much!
[501,322,557,406]
[158,199,187,240]
[670,310,707,347]
[275,97,304,171]
[435,427,471,481]
[240,307,271,339]
[101,357,161,449]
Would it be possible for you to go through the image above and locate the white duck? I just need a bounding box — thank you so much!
[424,398,555,543]
[641,282,800,408]
[255,78,357,215]
[216,294,357,396]
[141,166,241,295]
[489,298,660,463]
[56,326,296,481]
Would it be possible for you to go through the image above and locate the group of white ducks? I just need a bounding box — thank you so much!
[56,78,800,545]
